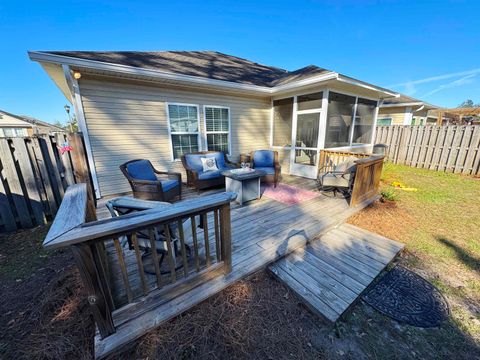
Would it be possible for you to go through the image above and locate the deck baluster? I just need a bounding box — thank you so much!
[191,216,200,271]
[148,228,163,289]
[202,213,211,267]
[113,237,133,302]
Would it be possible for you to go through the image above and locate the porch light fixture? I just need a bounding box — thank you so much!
[73,71,82,79]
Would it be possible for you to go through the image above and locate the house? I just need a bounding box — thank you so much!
[0,109,65,137]
[377,94,439,126]
[29,50,401,199]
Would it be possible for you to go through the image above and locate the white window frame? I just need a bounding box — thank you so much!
[377,117,393,126]
[203,105,231,155]
[166,102,201,161]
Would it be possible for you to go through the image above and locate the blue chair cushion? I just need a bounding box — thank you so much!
[254,166,275,175]
[184,154,204,173]
[161,179,179,192]
[253,150,274,168]
[126,160,157,181]
[198,170,223,180]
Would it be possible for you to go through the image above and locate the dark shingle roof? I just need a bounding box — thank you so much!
[45,51,331,87]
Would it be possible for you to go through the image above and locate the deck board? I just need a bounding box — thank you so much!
[268,224,404,323]
[94,176,377,359]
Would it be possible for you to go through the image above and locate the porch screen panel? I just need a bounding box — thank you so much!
[205,106,230,153]
[352,98,377,145]
[168,104,199,160]
[272,97,293,147]
[297,92,323,111]
[325,92,356,148]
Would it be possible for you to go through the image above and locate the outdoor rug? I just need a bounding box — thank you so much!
[362,266,449,327]
[261,183,320,206]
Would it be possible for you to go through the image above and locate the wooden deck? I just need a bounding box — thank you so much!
[269,223,404,322]
[94,176,377,359]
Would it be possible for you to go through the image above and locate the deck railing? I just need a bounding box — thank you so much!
[318,150,384,207]
[43,183,235,339]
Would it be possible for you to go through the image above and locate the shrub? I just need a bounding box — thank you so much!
[381,189,398,202]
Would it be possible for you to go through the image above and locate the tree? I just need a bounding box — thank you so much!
[457,99,480,108]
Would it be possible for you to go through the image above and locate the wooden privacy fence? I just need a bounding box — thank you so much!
[375,125,480,175]
[0,132,92,232]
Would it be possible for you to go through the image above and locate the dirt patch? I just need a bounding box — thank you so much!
[111,271,365,360]
[0,226,93,360]
[348,198,416,241]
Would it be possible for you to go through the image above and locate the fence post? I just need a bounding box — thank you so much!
[69,133,97,211]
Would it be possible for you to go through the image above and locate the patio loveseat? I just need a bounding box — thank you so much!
[181,151,236,192]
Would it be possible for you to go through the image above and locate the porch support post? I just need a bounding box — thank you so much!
[63,64,101,199]
[219,203,232,274]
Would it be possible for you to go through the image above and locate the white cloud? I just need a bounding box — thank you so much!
[388,68,480,88]
[422,73,477,97]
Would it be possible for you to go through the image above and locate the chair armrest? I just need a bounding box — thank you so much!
[130,178,162,186]
[154,170,182,182]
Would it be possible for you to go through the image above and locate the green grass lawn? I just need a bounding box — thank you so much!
[348,163,480,358]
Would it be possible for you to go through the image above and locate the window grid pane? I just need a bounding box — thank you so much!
[168,104,198,132]
[171,134,199,160]
[207,133,229,153]
[205,107,229,132]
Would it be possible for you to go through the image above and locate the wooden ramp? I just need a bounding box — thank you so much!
[269,223,404,322]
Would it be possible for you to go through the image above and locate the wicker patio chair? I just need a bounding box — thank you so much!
[250,150,281,187]
[120,159,181,202]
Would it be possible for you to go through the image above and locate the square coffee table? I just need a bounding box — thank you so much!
[221,169,266,205]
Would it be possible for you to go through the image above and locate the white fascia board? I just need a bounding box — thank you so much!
[270,72,338,94]
[336,75,399,98]
[28,51,398,98]
[380,102,424,108]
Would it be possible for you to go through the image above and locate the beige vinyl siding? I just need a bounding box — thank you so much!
[276,148,291,174]
[78,76,271,196]
[378,107,407,125]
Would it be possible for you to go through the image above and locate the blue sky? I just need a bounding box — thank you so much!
[1,0,479,125]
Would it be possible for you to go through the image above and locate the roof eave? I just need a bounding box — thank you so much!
[28,51,274,95]
[28,51,399,98]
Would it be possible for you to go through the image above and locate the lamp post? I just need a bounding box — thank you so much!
[64,105,73,132]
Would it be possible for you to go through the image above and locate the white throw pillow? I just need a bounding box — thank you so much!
[201,157,218,172]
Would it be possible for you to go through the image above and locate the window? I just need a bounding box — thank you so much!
[167,104,200,160]
[272,97,293,147]
[204,106,230,154]
[352,98,377,145]
[325,92,356,148]
[0,127,28,137]
[377,117,392,126]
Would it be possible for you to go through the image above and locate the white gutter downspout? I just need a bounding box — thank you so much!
[62,64,101,199]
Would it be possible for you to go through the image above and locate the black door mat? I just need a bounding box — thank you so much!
[362,266,449,327]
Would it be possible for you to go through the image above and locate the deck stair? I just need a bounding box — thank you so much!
[269,223,404,322]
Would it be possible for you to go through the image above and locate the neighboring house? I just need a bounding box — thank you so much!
[0,109,65,137]
[29,50,402,199]
[377,94,439,126]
